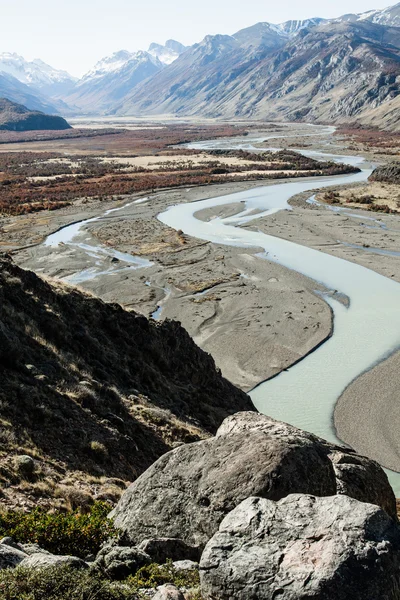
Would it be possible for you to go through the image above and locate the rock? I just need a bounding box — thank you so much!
[93,544,151,580]
[21,543,51,556]
[0,537,24,551]
[152,584,185,600]
[20,553,88,570]
[200,494,400,600]
[172,560,199,572]
[0,544,27,569]
[14,455,35,479]
[216,412,397,518]
[138,538,201,563]
[111,425,336,549]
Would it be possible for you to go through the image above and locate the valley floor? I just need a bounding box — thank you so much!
[2,120,400,476]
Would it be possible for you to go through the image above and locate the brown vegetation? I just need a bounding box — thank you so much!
[0,147,359,216]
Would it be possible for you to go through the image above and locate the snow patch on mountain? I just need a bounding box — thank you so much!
[0,53,76,89]
[148,40,187,64]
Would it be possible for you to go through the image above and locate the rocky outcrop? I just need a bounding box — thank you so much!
[370,162,400,185]
[216,412,397,519]
[111,413,396,553]
[0,98,71,131]
[92,543,150,579]
[200,494,400,600]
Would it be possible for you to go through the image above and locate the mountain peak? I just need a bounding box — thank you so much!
[148,40,187,65]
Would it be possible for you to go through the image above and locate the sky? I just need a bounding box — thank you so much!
[1,0,396,77]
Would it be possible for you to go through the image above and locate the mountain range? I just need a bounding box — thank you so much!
[0,4,399,129]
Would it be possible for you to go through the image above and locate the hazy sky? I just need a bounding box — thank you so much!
[1,0,395,77]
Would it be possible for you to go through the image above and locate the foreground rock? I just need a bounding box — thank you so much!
[152,585,185,600]
[217,412,397,519]
[200,494,400,600]
[112,413,396,553]
[93,543,150,579]
[0,544,27,569]
[111,420,337,549]
[20,553,88,570]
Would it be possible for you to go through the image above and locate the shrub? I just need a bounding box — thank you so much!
[0,501,117,558]
[128,560,200,591]
[0,566,134,600]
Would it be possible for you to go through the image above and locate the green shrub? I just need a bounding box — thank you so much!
[0,501,117,558]
[128,560,200,590]
[0,566,134,600]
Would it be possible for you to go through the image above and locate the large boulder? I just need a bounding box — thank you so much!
[111,424,336,549]
[20,553,88,570]
[216,412,397,519]
[93,543,151,580]
[0,544,27,569]
[152,585,185,600]
[200,494,400,600]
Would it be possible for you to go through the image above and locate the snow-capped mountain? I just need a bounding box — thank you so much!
[277,18,326,35]
[0,53,77,96]
[338,2,400,26]
[148,40,187,65]
[64,50,163,113]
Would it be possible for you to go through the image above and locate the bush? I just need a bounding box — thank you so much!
[0,566,134,600]
[0,501,117,558]
[128,560,200,590]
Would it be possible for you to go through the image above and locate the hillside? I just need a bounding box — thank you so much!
[63,51,163,114]
[0,255,253,510]
[0,98,71,131]
[117,19,400,128]
[0,73,63,115]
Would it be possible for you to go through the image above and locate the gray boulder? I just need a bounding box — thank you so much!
[0,544,27,569]
[20,553,88,570]
[200,494,400,600]
[93,543,150,580]
[111,425,336,549]
[138,538,201,564]
[217,412,397,518]
[172,560,199,572]
[152,584,185,600]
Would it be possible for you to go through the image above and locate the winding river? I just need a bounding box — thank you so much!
[41,128,400,492]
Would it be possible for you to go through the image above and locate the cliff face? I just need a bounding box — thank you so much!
[0,256,253,508]
[0,98,71,131]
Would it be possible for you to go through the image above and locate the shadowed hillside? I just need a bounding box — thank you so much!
[0,256,253,510]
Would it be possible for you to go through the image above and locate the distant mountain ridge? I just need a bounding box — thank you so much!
[1,4,400,128]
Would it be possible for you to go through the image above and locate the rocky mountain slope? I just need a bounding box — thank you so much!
[0,255,253,509]
[64,50,163,113]
[0,98,71,131]
[118,19,400,129]
[0,73,63,114]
